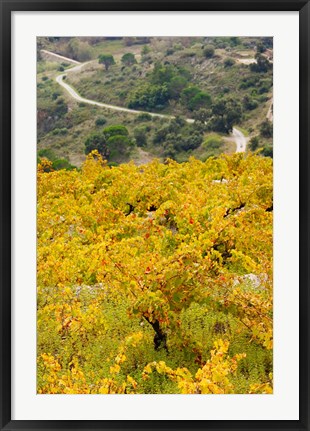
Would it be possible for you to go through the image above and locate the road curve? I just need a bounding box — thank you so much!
[232,127,247,153]
[56,72,179,120]
[43,50,246,151]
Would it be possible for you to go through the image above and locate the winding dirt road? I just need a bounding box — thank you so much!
[43,50,247,152]
[54,56,179,121]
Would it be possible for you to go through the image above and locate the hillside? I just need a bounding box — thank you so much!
[37,37,273,168]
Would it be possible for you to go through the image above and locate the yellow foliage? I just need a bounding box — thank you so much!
[37,153,273,394]
[142,340,246,394]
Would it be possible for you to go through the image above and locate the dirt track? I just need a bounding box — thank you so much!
[44,49,247,153]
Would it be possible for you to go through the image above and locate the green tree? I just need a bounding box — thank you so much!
[193,108,211,125]
[167,76,188,99]
[181,85,211,111]
[84,132,108,157]
[230,37,241,46]
[250,53,272,73]
[106,135,133,159]
[188,91,212,111]
[134,127,147,147]
[98,54,115,71]
[103,125,129,139]
[209,98,242,134]
[181,86,212,111]
[121,53,137,66]
[128,84,169,110]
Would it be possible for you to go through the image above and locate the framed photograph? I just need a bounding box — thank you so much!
[1,0,309,430]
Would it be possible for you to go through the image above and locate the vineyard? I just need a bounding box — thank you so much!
[37,151,273,394]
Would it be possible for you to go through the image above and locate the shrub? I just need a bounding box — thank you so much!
[52,159,75,171]
[243,96,258,111]
[224,58,235,68]
[52,92,61,100]
[260,120,273,138]
[51,128,68,136]
[250,54,272,73]
[136,113,152,122]
[55,98,68,117]
[166,48,175,56]
[38,148,57,161]
[203,135,223,150]
[249,136,259,151]
[261,145,273,158]
[203,45,215,58]
[95,117,107,126]
[134,127,147,147]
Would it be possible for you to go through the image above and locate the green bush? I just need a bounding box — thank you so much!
[55,98,68,117]
[261,145,273,158]
[128,84,170,111]
[103,125,129,139]
[202,134,224,151]
[134,126,147,147]
[95,117,107,126]
[203,45,215,58]
[51,128,68,136]
[52,158,75,171]
[249,136,259,151]
[38,148,57,161]
[136,113,152,122]
[243,96,258,111]
[166,48,175,56]
[224,58,235,68]
[260,120,273,138]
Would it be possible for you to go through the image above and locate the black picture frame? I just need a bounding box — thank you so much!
[1,1,309,430]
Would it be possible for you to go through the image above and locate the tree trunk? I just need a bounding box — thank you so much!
[144,317,168,352]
